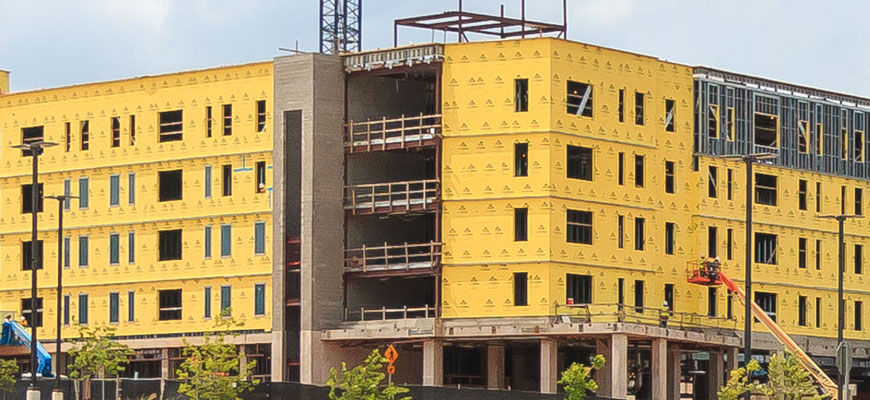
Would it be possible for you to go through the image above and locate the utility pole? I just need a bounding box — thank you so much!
[817,213,861,400]
[13,140,58,400]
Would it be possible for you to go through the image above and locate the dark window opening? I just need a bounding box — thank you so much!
[158,229,182,261]
[617,215,624,249]
[816,240,822,270]
[755,233,777,265]
[842,186,847,214]
[223,104,233,136]
[665,99,675,132]
[856,301,863,331]
[665,161,675,194]
[514,208,528,242]
[816,297,822,327]
[798,180,807,211]
[634,92,644,125]
[856,131,865,162]
[158,170,183,201]
[109,292,119,323]
[816,182,822,212]
[856,244,863,274]
[513,272,528,306]
[617,152,624,185]
[514,143,528,177]
[22,126,44,156]
[65,122,71,152]
[617,278,624,310]
[22,240,43,271]
[855,188,863,216]
[664,222,675,255]
[798,238,807,269]
[618,89,624,123]
[111,117,121,147]
[708,287,717,317]
[798,120,809,153]
[566,210,592,244]
[754,173,777,206]
[708,166,717,198]
[754,113,778,148]
[158,289,182,320]
[726,107,734,140]
[727,291,733,319]
[130,115,136,145]
[634,155,644,187]
[81,120,90,150]
[21,183,44,213]
[257,100,267,132]
[222,165,232,196]
[256,161,266,193]
[664,284,674,312]
[727,228,733,260]
[514,79,528,112]
[159,110,183,142]
[567,81,593,117]
[566,274,592,304]
[567,145,593,181]
[707,226,717,258]
[21,298,43,327]
[841,128,848,160]
[755,292,777,322]
[727,169,733,200]
[708,105,719,138]
[206,106,213,138]
[634,217,645,251]
[634,280,644,313]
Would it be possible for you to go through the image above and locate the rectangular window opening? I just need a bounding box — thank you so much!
[257,100,267,132]
[634,280,644,313]
[514,79,529,112]
[727,228,733,260]
[617,152,624,185]
[514,143,528,177]
[254,284,266,316]
[513,272,528,306]
[798,238,807,269]
[665,99,675,132]
[754,113,778,149]
[223,104,233,136]
[109,292,119,323]
[567,145,593,181]
[708,287,717,317]
[754,173,777,206]
[159,110,183,142]
[111,117,121,147]
[566,274,592,304]
[566,81,593,117]
[256,161,267,193]
[634,92,644,126]
[707,226,717,258]
[255,222,267,255]
[708,105,719,138]
[634,217,645,251]
[798,296,808,327]
[798,120,809,153]
[80,120,90,150]
[755,233,778,265]
[22,126,44,157]
[664,222,675,255]
[665,161,675,194]
[158,229,182,261]
[21,298,43,327]
[798,180,808,211]
[755,292,777,322]
[618,89,624,122]
[158,170,183,201]
[222,165,232,196]
[158,289,182,320]
[617,215,624,249]
[21,183,44,214]
[708,166,718,198]
[514,208,528,242]
[22,240,44,271]
[567,210,593,244]
[634,155,644,187]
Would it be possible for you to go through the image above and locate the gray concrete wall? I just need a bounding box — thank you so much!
[347,75,434,121]
[272,53,345,384]
[346,276,435,310]
[346,214,435,248]
[346,151,431,185]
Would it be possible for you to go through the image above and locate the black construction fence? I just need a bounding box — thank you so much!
[10,379,613,400]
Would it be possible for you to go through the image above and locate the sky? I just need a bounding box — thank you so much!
[1,0,869,97]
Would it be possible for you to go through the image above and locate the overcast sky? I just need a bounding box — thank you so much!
[2,0,869,97]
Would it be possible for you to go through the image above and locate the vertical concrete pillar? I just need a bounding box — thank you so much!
[160,348,170,380]
[540,339,558,394]
[708,350,724,400]
[610,334,629,399]
[487,345,506,390]
[596,340,612,398]
[667,344,681,400]
[651,339,667,400]
[724,347,738,374]
[423,340,443,386]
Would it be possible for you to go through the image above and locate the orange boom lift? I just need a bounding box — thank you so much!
[686,259,839,398]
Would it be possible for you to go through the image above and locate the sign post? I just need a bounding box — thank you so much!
[837,341,852,400]
[385,345,399,385]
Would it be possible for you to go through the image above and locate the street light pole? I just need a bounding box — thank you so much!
[817,213,861,400]
[13,141,58,400]
[45,195,77,399]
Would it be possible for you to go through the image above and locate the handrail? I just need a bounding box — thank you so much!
[345,113,441,152]
[553,302,738,330]
[345,241,441,272]
[344,305,435,322]
[344,179,439,214]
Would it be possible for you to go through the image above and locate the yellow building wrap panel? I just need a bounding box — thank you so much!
[0,62,274,340]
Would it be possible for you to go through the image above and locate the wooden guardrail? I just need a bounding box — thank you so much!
[344,179,439,214]
[345,113,441,152]
[344,241,441,272]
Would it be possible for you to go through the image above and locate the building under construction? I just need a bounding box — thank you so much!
[0,2,868,399]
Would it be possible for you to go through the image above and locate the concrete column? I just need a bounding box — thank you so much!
[540,339,558,394]
[667,344,681,400]
[422,340,443,386]
[160,348,170,380]
[596,340,612,398]
[724,347,738,374]
[651,339,667,400]
[487,345,506,390]
[708,350,724,400]
[610,334,628,399]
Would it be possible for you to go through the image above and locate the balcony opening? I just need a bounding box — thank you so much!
[754,113,777,148]
[346,214,437,273]
[344,276,435,321]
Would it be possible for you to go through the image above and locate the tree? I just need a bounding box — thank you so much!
[558,354,606,400]
[67,325,134,400]
[327,349,411,400]
[760,352,828,400]
[0,359,17,400]
[175,310,258,400]
[718,359,764,400]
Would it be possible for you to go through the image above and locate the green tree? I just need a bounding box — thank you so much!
[718,359,764,400]
[760,352,829,400]
[327,349,411,400]
[67,325,134,400]
[558,355,606,400]
[175,310,259,400]
[0,358,17,400]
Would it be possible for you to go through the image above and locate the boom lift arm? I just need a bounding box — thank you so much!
[0,320,53,378]
[717,272,837,398]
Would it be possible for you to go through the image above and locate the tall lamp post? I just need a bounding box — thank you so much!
[45,194,77,399]
[12,140,58,400]
[718,152,776,374]
[816,213,861,400]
